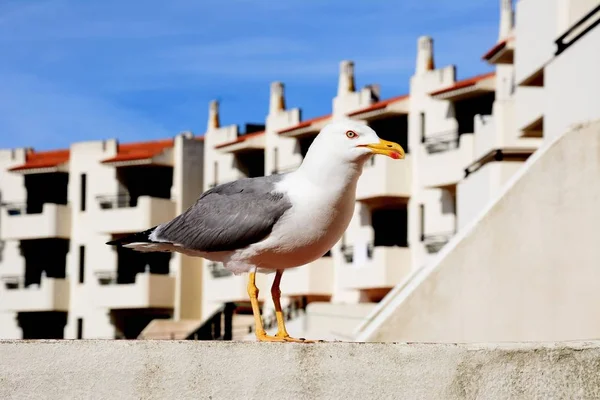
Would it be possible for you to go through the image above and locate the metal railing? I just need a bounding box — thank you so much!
[208,262,233,278]
[96,194,132,210]
[95,270,118,285]
[340,243,374,264]
[422,129,459,154]
[555,4,600,56]
[2,202,27,216]
[186,302,236,340]
[1,275,26,290]
[422,231,455,254]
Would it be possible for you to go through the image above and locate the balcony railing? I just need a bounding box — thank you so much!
[208,262,233,278]
[96,194,132,209]
[2,202,28,216]
[422,129,459,154]
[422,231,455,254]
[1,203,72,240]
[340,243,374,263]
[555,4,600,56]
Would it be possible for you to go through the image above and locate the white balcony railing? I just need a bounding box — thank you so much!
[94,195,176,234]
[338,246,412,290]
[420,133,475,188]
[0,203,71,241]
[0,275,70,312]
[357,155,411,204]
[91,271,175,309]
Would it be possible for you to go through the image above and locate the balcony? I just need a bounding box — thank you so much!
[357,155,411,206]
[91,271,175,309]
[280,257,335,297]
[338,246,411,290]
[516,87,544,138]
[204,262,269,303]
[423,231,455,254]
[514,0,556,86]
[0,275,70,312]
[0,203,71,240]
[420,131,474,188]
[94,195,176,234]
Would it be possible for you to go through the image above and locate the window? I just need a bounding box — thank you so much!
[420,204,425,241]
[78,245,85,284]
[80,173,87,211]
[420,112,426,143]
[77,318,83,339]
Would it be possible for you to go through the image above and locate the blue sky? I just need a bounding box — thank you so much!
[0,0,500,151]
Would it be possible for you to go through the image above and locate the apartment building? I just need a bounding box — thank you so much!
[197,0,599,341]
[0,134,204,339]
[2,0,597,341]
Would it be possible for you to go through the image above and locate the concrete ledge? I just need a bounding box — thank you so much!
[2,340,600,399]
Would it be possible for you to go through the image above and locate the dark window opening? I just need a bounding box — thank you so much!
[298,135,317,159]
[235,151,265,178]
[111,165,173,208]
[78,245,85,284]
[110,310,172,340]
[80,173,87,212]
[116,246,172,284]
[21,238,69,287]
[23,172,68,214]
[372,208,408,247]
[420,112,426,143]
[420,204,425,242]
[18,311,67,339]
[369,115,409,154]
[454,93,494,135]
[77,318,83,339]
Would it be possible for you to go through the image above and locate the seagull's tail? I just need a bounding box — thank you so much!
[106,226,178,253]
[106,226,157,246]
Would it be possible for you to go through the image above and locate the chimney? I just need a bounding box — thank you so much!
[415,36,435,75]
[337,60,356,96]
[499,0,514,40]
[269,82,286,114]
[207,100,220,131]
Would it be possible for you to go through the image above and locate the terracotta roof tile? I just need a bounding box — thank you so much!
[215,131,265,149]
[348,94,409,116]
[9,149,70,172]
[278,114,331,134]
[429,72,496,96]
[101,138,174,164]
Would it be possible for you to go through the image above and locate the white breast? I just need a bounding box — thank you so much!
[234,172,357,270]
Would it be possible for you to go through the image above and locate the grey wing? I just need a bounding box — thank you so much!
[152,175,292,252]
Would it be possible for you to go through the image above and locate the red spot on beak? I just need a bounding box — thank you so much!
[390,152,400,160]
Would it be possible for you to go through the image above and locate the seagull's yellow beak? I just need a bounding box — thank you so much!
[360,138,405,160]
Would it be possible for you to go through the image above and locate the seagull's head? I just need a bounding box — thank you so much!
[313,118,405,164]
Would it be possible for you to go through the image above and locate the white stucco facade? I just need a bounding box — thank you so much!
[0,134,204,339]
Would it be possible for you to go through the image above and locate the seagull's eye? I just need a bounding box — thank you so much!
[346,130,358,139]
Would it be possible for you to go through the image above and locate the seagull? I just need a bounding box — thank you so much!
[106,118,405,342]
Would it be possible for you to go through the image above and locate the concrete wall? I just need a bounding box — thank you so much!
[2,340,600,399]
[456,161,524,230]
[356,120,600,343]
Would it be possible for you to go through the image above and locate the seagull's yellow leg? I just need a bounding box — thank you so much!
[271,269,315,343]
[247,270,284,342]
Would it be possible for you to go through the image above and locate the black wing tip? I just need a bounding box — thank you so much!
[105,226,158,246]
